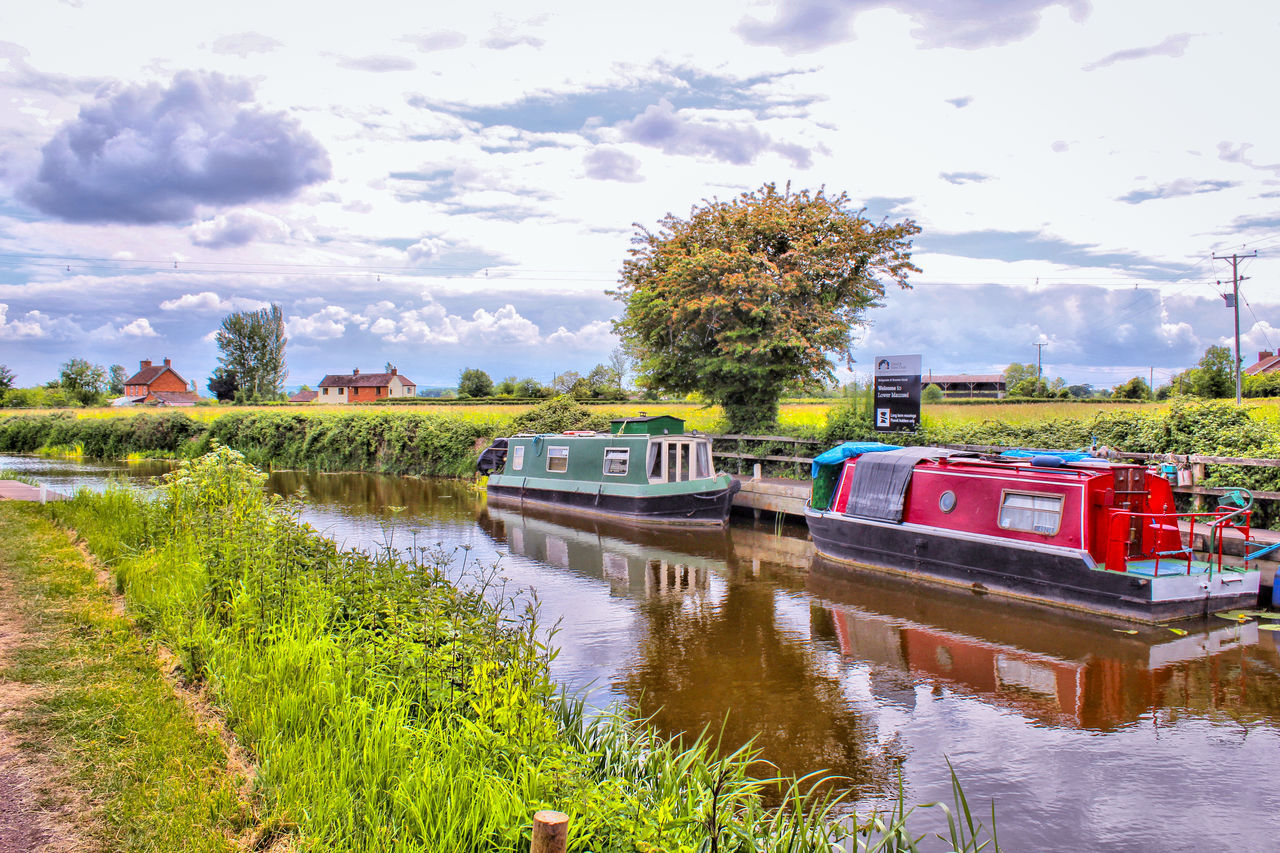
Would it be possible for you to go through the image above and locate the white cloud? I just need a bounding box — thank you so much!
[289,305,365,339]
[0,303,51,339]
[159,292,269,312]
[546,320,616,350]
[120,317,158,337]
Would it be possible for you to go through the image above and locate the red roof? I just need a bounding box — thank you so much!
[1245,355,1280,376]
[124,363,187,387]
[289,389,319,402]
[317,371,416,388]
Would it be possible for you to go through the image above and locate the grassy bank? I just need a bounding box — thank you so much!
[33,448,999,852]
[0,501,251,851]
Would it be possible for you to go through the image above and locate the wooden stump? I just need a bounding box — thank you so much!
[531,810,568,853]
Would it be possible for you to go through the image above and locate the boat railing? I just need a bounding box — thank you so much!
[1103,507,1251,576]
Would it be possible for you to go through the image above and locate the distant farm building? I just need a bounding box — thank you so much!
[121,358,201,406]
[288,389,319,403]
[315,368,417,403]
[923,373,1006,399]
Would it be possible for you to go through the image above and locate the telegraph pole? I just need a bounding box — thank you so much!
[1213,251,1256,404]
[1033,342,1047,390]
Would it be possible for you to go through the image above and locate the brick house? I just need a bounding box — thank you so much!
[315,368,417,403]
[1245,351,1280,375]
[121,358,201,405]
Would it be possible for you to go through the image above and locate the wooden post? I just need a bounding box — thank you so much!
[1192,462,1206,512]
[531,810,568,853]
[752,462,762,480]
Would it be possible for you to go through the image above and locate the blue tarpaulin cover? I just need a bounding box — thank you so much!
[810,441,902,478]
[999,448,1096,463]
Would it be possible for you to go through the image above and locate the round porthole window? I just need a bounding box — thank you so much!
[939,490,957,513]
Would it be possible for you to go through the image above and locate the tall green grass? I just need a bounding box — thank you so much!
[47,447,1000,852]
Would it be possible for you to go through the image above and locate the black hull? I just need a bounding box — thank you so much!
[487,482,738,526]
[806,509,1259,623]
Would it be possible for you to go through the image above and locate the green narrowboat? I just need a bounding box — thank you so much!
[477,416,741,525]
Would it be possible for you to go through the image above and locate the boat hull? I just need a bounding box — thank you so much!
[805,507,1260,623]
[488,479,740,526]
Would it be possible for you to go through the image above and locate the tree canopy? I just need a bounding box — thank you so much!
[612,183,920,432]
[457,367,494,398]
[215,304,287,400]
[59,358,107,405]
[0,364,14,392]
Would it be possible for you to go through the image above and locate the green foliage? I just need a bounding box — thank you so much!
[107,364,126,397]
[59,357,108,405]
[216,303,288,399]
[506,395,611,435]
[613,182,920,433]
[457,367,494,398]
[40,450,999,852]
[207,366,239,401]
[0,363,15,391]
[1112,376,1152,400]
[1244,372,1280,399]
[1190,345,1235,398]
[922,383,943,403]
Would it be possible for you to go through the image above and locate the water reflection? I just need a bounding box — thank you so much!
[808,558,1276,731]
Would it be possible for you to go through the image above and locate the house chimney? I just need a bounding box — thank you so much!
[391,367,397,375]
[140,359,151,369]
[353,368,360,376]
[1260,351,1273,363]
[163,357,171,367]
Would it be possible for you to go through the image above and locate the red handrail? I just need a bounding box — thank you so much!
[1103,508,1251,574]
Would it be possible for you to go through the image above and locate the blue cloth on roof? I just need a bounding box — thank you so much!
[810,441,902,478]
[999,448,1095,463]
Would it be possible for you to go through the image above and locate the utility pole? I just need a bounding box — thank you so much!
[1033,342,1047,391]
[1213,251,1256,404]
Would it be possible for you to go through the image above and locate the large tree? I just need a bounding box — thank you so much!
[612,183,920,432]
[107,364,126,397]
[1190,344,1235,399]
[0,364,14,392]
[457,367,494,398]
[215,304,288,400]
[59,358,108,405]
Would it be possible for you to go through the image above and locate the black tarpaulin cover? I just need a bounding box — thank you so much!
[844,446,959,523]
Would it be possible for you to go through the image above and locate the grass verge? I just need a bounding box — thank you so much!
[0,501,256,852]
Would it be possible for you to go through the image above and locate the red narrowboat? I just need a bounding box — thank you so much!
[804,444,1262,623]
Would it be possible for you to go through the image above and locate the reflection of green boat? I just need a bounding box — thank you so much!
[480,416,740,525]
[478,501,732,598]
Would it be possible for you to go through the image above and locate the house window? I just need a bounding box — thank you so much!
[546,446,569,473]
[511,445,525,471]
[998,491,1063,535]
[603,448,629,476]
[323,388,329,395]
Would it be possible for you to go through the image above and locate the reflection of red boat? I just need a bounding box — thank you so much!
[810,558,1263,730]
[805,446,1261,623]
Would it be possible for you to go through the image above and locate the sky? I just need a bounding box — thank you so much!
[1,0,1278,393]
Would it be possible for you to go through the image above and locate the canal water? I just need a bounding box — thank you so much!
[6,454,1280,852]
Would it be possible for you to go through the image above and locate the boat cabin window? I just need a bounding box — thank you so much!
[647,439,712,482]
[546,446,569,473]
[511,445,525,471]
[603,447,629,476]
[998,491,1063,535]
